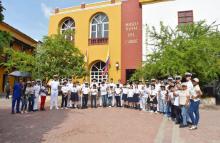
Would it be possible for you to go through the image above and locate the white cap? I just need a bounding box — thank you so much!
[185,72,192,76]
[193,78,199,83]
[181,82,188,87]
[168,77,173,80]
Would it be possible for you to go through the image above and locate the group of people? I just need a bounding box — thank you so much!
[11,72,202,130]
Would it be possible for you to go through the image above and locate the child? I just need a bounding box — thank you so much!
[61,80,69,109]
[140,85,148,111]
[134,84,141,110]
[127,85,134,108]
[115,84,122,107]
[122,85,128,107]
[90,84,98,108]
[81,82,90,109]
[179,83,190,128]
[70,83,78,108]
[147,84,158,113]
[108,86,114,107]
[159,85,167,114]
[40,82,48,111]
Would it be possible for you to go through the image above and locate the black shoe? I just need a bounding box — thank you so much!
[16,111,21,114]
[179,124,188,128]
[11,111,15,114]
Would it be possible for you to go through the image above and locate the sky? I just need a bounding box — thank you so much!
[2,0,101,41]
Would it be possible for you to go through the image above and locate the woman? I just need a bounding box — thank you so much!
[188,78,203,130]
[70,82,79,108]
[127,85,134,108]
[122,85,128,108]
[133,84,141,110]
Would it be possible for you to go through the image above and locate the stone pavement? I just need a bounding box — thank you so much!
[0,97,220,143]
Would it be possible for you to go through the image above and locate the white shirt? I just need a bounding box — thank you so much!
[179,90,190,105]
[25,86,34,95]
[122,87,128,94]
[34,84,41,96]
[100,84,108,96]
[160,90,167,100]
[193,85,202,102]
[82,87,90,94]
[50,80,60,91]
[71,86,78,93]
[40,86,47,96]
[187,80,195,97]
[128,89,134,98]
[61,85,69,94]
[115,88,121,96]
[134,88,140,94]
[108,83,116,89]
[90,88,98,96]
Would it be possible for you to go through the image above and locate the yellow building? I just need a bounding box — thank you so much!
[49,0,160,84]
[0,22,38,93]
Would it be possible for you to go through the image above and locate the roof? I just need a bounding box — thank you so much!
[0,22,38,44]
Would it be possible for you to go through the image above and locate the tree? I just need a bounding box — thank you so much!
[132,21,220,85]
[3,33,87,80]
[0,0,12,54]
[0,0,4,22]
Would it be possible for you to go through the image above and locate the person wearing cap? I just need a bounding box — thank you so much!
[49,75,60,110]
[33,79,41,111]
[40,82,48,111]
[188,78,203,130]
[61,80,69,109]
[81,82,90,108]
[178,82,190,128]
[100,81,108,107]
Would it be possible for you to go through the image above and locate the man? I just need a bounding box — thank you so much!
[33,79,41,111]
[49,75,60,110]
[188,78,203,130]
[67,79,73,108]
[4,80,10,99]
[11,80,22,114]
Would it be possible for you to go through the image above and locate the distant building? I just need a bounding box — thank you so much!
[0,22,38,93]
[142,0,220,61]
[49,0,160,84]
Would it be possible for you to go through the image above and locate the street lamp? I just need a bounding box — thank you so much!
[115,62,119,70]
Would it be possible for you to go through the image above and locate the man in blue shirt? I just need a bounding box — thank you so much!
[11,79,23,114]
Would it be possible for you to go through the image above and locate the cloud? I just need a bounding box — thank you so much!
[41,3,52,19]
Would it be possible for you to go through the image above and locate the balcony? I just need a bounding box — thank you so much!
[88,38,108,45]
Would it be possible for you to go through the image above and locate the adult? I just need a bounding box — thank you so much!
[33,79,41,111]
[188,78,203,130]
[61,80,69,109]
[49,75,60,110]
[4,80,10,99]
[11,79,22,114]
[100,81,108,107]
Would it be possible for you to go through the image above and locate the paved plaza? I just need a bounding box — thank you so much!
[0,98,220,143]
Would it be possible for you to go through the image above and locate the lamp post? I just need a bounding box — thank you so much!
[115,62,119,71]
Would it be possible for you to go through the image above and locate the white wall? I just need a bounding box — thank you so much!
[142,0,220,61]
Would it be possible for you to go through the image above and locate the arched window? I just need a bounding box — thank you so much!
[90,61,108,83]
[60,18,75,41]
[90,13,109,39]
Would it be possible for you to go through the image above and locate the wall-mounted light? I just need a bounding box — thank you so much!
[115,62,119,70]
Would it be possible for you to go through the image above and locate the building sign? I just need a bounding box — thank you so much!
[125,21,139,44]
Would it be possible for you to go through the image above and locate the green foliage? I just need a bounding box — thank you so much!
[0,30,12,53]
[34,33,86,79]
[133,21,220,84]
[0,0,4,22]
[3,33,87,80]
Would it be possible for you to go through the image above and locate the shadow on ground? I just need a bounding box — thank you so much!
[0,108,68,143]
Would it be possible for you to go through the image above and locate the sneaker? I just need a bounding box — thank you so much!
[56,107,59,110]
[21,111,24,114]
[65,107,68,109]
[189,125,197,130]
